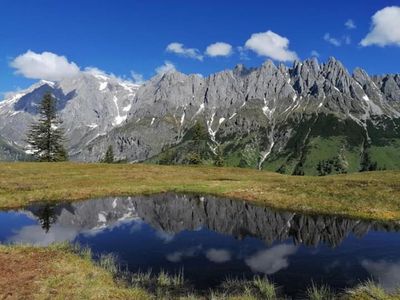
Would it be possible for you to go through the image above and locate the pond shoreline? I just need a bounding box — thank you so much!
[1,243,399,299]
[0,162,400,222]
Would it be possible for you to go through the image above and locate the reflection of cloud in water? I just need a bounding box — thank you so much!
[362,260,400,292]
[166,245,202,263]
[206,248,231,263]
[8,225,78,246]
[7,217,141,246]
[155,230,175,243]
[245,244,298,275]
[129,220,144,233]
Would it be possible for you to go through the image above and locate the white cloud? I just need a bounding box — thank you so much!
[8,224,78,246]
[362,260,400,292]
[361,6,400,47]
[311,50,320,57]
[84,67,109,78]
[237,46,250,60]
[205,248,231,263]
[130,71,145,84]
[345,19,356,29]
[166,246,202,263]
[344,35,351,45]
[245,244,297,275]
[324,33,342,47]
[155,229,175,243]
[166,42,203,61]
[205,42,233,57]
[244,30,298,62]
[10,50,80,81]
[155,61,176,75]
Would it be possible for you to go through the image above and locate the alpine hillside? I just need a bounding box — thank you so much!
[1,57,400,175]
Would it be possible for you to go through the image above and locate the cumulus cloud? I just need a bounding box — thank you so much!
[323,33,342,46]
[345,19,356,29]
[205,42,233,57]
[84,66,109,78]
[205,248,231,263]
[311,50,320,57]
[155,229,175,243]
[245,244,297,275]
[361,6,400,47]
[155,61,176,75]
[10,50,80,81]
[244,30,298,62]
[8,224,78,246]
[237,46,250,60]
[166,246,202,263]
[166,42,203,61]
[362,260,400,292]
[130,71,145,84]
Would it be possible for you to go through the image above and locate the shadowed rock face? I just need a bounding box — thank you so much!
[26,193,400,247]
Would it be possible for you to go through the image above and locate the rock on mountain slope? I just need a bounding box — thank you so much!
[1,57,400,175]
[0,71,139,158]
[76,57,400,175]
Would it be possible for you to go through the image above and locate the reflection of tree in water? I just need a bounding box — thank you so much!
[36,204,57,233]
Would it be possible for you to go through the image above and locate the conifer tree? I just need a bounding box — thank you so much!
[103,145,115,163]
[27,93,68,162]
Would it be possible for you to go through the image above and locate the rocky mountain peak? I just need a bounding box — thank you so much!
[1,57,400,169]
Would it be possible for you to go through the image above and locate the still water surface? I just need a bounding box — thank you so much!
[1,193,399,296]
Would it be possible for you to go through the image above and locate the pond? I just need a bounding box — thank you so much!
[1,193,400,297]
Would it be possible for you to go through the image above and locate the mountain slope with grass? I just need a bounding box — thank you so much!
[1,58,400,174]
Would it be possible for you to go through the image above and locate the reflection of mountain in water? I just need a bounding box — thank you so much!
[27,193,400,247]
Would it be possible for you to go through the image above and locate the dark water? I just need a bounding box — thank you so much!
[1,193,400,297]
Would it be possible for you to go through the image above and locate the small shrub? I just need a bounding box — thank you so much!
[187,152,202,165]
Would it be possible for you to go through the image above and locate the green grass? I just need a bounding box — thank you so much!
[306,282,335,300]
[370,139,400,170]
[344,280,400,300]
[1,162,400,221]
[0,243,151,299]
[302,136,362,175]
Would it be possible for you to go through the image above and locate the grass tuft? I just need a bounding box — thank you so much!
[98,253,119,275]
[306,281,335,300]
[345,279,392,299]
[252,276,277,299]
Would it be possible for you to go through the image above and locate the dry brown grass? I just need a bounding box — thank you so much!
[0,162,400,221]
[0,244,150,300]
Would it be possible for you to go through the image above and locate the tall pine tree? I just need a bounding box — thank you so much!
[27,93,68,162]
[102,145,115,163]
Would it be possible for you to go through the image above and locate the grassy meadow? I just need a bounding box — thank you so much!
[0,162,400,221]
[1,162,400,298]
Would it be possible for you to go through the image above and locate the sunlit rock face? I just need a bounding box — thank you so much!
[0,73,139,159]
[2,58,400,171]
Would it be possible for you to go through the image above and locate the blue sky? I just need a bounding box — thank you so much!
[1,0,400,94]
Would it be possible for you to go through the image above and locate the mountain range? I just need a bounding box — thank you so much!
[1,57,400,175]
[24,194,400,247]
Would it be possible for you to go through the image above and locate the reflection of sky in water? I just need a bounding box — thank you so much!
[1,194,400,296]
[362,260,400,292]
